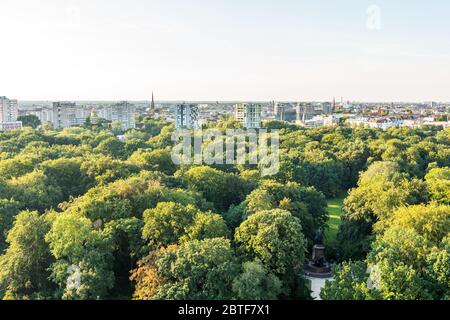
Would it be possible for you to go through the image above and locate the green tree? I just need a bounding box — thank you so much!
[142,202,198,250]
[132,238,240,300]
[40,158,89,200]
[80,155,139,186]
[246,180,327,244]
[128,148,177,175]
[103,217,144,298]
[180,212,229,243]
[327,204,450,300]
[0,156,35,180]
[0,199,21,252]
[387,204,449,245]
[17,115,41,129]
[6,170,63,212]
[343,161,427,232]
[45,214,114,300]
[182,166,249,212]
[94,137,125,159]
[235,209,307,296]
[0,211,54,299]
[232,260,282,300]
[142,202,228,250]
[425,167,450,205]
[320,261,377,300]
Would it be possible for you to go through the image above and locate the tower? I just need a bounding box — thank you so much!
[0,96,19,123]
[173,103,199,129]
[151,91,155,110]
[234,103,262,129]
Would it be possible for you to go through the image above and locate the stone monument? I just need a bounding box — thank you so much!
[304,227,332,278]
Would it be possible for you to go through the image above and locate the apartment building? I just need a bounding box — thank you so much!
[97,101,136,130]
[52,102,80,129]
[0,96,22,131]
[173,103,200,129]
[234,103,262,129]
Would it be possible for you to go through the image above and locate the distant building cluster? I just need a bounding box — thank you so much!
[347,116,450,130]
[0,96,22,131]
[18,101,136,130]
[170,102,264,130]
[270,101,334,125]
[268,100,450,130]
[4,94,450,133]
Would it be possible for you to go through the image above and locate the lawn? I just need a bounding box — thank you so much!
[324,196,345,244]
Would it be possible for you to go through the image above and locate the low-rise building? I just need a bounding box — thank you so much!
[346,117,403,130]
[0,121,22,131]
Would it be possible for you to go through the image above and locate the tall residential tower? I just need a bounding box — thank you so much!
[235,103,262,129]
[0,96,19,123]
[0,96,22,131]
[173,103,200,129]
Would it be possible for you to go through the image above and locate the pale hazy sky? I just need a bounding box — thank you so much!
[1,0,450,102]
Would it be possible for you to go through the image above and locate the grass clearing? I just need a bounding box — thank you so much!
[324,196,345,244]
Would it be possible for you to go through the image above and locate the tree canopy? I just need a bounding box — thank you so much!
[0,120,448,300]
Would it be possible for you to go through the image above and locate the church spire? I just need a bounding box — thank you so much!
[151,91,155,110]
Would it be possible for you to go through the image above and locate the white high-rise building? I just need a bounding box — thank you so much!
[0,96,22,131]
[173,103,199,129]
[52,102,79,129]
[52,102,93,129]
[96,101,136,130]
[0,96,19,123]
[234,103,262,129]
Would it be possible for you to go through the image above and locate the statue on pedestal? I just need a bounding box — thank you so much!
[304,227,332,278]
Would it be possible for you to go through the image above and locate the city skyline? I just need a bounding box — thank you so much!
[13,98,450,104]
[1,0,450,102]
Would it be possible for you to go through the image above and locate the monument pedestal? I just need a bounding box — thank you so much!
[304,244,332,278]
[312,244,326,261]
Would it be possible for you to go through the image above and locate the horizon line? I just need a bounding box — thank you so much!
[15,99,450,104]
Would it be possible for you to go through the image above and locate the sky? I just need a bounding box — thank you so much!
[1,0,450,102]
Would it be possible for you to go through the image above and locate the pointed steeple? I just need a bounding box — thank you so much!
[151,91,155,110]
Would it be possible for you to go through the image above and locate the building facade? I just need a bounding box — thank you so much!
[296,103,315,122]
[235,103,262,129]
[274,102,296,122]
[97,101,136,130]
[20,106,54,124]
[0,96,19,123]
[0,96,22,131]
[52,102,81,129]
[0,121,22,131]
[173,103,200,129]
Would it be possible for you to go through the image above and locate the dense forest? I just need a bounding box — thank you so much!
[0,117,449,300]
